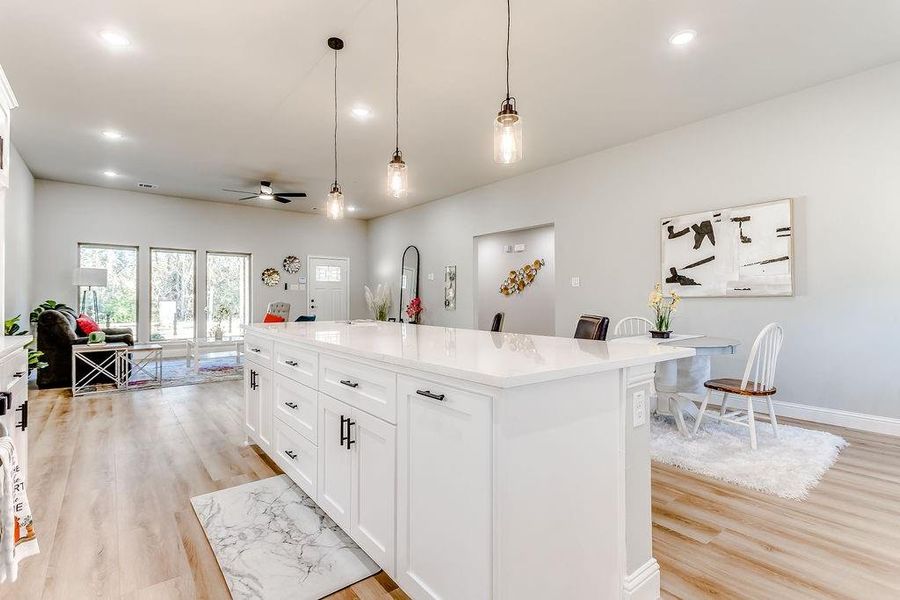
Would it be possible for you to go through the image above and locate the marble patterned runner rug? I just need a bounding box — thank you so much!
[650,415,847,500]
[191,475,378,599]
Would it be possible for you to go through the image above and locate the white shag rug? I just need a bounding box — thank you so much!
[650,415,847,500]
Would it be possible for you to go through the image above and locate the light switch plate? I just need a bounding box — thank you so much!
[514,243,526,252]
[633,391,646,427]
[571,276,580,287]
[428,273,435,281]
[503,245,513,253]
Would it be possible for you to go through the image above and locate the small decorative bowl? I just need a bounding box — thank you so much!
[650,330,672,339]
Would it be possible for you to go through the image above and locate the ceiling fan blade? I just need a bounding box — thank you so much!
[275,196,293,204]
[223,188,256,194]
[275,192,308,198]
[238,195,258,201]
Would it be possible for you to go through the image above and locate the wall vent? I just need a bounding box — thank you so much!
[137,182,158,189]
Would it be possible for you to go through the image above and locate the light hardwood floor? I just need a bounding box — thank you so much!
[2,380,899,599]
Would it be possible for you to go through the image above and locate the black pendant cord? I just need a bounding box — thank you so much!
[334,50,337,187]
[394,0,400,155]
[505,0,511,102]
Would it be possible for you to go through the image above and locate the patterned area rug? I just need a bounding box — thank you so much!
[650,415,847,500]
[191,475,378,600]
[130,355,243,389]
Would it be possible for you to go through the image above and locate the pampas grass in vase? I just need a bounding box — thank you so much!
[365,284,392,321]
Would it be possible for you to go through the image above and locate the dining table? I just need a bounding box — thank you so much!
[611,333,741,437]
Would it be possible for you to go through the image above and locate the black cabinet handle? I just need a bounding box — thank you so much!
[13,371,25,379]
[340,415,349,446]
[0,392,8,417]
[284,450,298,460]
[250,348,261,353]
[250,370,255,389]
[416,389,446,401]
[285,360,298,367]
[346,420,356,449]
[340,379,359,388]
[16,400,27,431]
[284,402,298,410]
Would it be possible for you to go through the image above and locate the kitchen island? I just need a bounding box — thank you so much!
[242,321,693,600]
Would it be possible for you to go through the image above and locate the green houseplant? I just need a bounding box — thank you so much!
[4,314,48,372]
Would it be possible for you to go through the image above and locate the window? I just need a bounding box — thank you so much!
[78,244,138,333]
[315,265,342,282]
[150,248,196,340]
[206,252,250,337]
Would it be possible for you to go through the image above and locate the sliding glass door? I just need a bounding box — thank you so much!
[78,243,138,333]
[206,252,251,337]
[150,248,196,341]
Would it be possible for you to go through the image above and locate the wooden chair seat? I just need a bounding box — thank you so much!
[704,378,776,396]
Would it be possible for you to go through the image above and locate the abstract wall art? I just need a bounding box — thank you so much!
[499,259,545,296]
[660,198,793,297]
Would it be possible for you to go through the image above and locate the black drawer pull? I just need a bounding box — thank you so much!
[340,379,359,388]
[13,371,25,379]
[250,348,261,353]
[285,360,299,367]
[416,389,445,401]
[284,402,299,410]
[284,450,298,460]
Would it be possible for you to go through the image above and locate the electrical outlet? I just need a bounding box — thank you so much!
[633,390,647,427]
[571,276,580,287]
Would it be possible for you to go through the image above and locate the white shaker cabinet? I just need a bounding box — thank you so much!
[317,392,353,530]
[244,362,273,453]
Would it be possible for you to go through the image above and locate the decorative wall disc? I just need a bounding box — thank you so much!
[499,258,545,296]
[283,255,302,274]
[261,268,281,287]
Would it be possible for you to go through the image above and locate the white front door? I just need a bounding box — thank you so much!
[308,256,349,321]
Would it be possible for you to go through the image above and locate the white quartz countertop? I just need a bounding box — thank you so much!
[0,335,31,362]
[246,321,694,388]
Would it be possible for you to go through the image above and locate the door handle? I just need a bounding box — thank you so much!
[284,450,298,460]
[346,420,356,449]
[416,389,446,401]
[340,415,349,446]
[284,402,299,410]
[340,379,359,388]
[16,400,27,431]
[250,370,257,390]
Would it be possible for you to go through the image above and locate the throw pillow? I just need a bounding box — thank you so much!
[263,313,286,323]
[76,313,101,335]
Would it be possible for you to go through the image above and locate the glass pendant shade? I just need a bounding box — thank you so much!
[325,184,345,220]
[387,152,408,198]
[494,104,523,164]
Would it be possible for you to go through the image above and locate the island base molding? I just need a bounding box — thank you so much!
[623,558,661,600]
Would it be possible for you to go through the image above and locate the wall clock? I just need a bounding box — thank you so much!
[283,255,302,274]
[261,268,280,287]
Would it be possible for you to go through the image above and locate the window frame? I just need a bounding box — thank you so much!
[149,246,198,343]
[205,250,252,337]
[76,242,140,333]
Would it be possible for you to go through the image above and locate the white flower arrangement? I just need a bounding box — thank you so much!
[365,284,393,321]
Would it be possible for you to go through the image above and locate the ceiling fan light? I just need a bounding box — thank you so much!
[326,183,345,220]
[387,152,408,198]
[259,193,275,201]
[494,100,523,164]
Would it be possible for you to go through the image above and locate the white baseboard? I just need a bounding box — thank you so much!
[623,558,660,600]
[771,399,900,437]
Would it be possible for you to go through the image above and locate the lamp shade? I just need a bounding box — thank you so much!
[72,267,108,287]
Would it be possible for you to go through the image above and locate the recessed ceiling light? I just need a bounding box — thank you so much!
[101,130,123,140]
[351,106,371,120]
[668,30,697,46]
[99,30,131,47]
[103,170,118,177]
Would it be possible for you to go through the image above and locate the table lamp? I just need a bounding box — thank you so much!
[73,267,108,317]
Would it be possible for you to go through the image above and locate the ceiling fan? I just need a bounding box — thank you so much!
[222,180,307,204]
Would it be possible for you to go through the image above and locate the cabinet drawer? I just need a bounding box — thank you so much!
[274,342,318,388]
[273,418,317,499]
[319,355,397,424]
[245,334,273,368]
[2,353,27,392]
[274,374,318,444]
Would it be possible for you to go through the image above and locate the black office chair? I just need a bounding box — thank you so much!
[490,312,505,332]
[574,314,610,341]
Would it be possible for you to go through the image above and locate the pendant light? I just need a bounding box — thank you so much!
[493,0,523,164]
[387,0,408,198]
[326,37,346,220]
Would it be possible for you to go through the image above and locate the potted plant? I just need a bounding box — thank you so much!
[211,305,234,340]
[648,283,680,338]
[4,315,48,372]
[405,297,423,324]
[365,284,393,321]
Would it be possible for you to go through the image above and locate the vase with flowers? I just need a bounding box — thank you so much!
[365,284,393,321]
[211,305,234,340]
[648,283,680,338]
[405,297,423,324]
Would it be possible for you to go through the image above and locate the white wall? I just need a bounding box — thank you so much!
[369,63,900,420]
[33,181,369,342]
[3,144,34,327]
[474,225,555,335]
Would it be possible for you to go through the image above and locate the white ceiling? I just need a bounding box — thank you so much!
[3,1,900,218]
